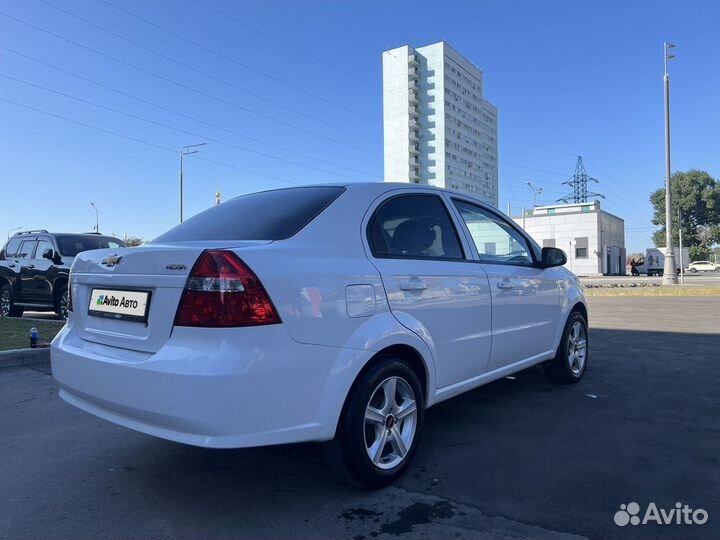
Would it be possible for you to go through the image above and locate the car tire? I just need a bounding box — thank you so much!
[543,311,588,385]
[333,357,424,488]
[0,283,24,318]
[690,268,697,273]
[55,285,69,320]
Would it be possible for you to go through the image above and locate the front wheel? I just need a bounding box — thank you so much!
[689,268,697,273]
[543,311,588,384]
[334,358,424,488]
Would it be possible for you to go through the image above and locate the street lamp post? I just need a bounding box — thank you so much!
[526,181,543,207]
[179,143,206,223]
[90,202,99,233]
[662,42,678,285]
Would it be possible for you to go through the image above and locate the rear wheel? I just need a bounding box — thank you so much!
[543,311,588,384]
[55,285,69,320]
[0,283,24,318]
[334,358,424,488]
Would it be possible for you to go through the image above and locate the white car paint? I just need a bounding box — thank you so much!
[51,183,587,449]
[687,261,719,272]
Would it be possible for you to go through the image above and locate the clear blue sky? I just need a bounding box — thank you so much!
[1,0,718,252]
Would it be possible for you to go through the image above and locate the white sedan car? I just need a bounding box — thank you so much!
[686,261,719,272]
[51,183,588,487]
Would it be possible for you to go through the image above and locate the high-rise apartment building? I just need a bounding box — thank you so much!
[382,41,499,206]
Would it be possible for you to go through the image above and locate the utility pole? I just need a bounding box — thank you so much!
[179,143,206,223]
[526,181,543,207]
[662,42,678,284]
[90,202,99,233]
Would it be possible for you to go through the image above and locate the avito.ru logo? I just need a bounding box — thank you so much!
[614,502,708,527]
[96,294,139,309]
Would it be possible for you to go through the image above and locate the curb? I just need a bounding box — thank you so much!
[0,347,50,369]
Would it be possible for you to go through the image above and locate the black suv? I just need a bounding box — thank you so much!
[0,230,126,319]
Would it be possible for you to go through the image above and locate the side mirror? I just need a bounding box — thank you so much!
[540,247,567,268]
[41,248,55,260]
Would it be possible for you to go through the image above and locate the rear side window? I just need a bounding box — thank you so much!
[368,194,464,260]
[35,239,54,260]
[55,236,126,257]
[1,238,22,259]
[153,186,345,242]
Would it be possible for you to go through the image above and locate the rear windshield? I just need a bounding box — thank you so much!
[153,186,346,242]
[56,235,126,257]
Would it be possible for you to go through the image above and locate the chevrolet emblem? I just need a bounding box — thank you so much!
[101,255,122,267]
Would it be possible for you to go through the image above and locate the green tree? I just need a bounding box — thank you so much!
[650,169,720,260]
[123,236,144,247]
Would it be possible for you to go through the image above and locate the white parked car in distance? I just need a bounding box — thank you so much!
[51,183,588,487]
[686,260,719,273]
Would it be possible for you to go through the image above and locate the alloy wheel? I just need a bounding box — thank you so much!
[567,321,587,376]
[363,376,418,470]
[59,290,69,320]
[0,289,10,317]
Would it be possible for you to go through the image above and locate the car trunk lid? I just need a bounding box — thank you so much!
[69,241,270,353]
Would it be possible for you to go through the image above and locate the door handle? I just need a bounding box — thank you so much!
[8,264,15,268]
[497,280,514,290]
[400,278,428,291]
[27,264,35,269]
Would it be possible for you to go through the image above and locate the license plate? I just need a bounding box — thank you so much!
[88,289,151,323]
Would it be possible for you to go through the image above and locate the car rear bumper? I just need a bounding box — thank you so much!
[51,319,364,448]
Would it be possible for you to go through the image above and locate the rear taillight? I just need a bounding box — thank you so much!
[174,250,280,327]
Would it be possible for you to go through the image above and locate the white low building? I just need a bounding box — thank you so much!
[513,202,626,276]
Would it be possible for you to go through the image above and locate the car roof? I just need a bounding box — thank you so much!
[11,232,122,239]
[236,182,493,208]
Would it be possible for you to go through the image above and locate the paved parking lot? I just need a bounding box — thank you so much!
[2,297,719,540]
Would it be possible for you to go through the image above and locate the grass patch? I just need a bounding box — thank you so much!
[0,318,65,351]
[585,286,720,297]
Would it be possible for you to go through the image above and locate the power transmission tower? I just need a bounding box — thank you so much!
[557,156,605,204]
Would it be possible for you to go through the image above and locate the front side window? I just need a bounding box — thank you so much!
[453,200,534,266]
[17,240,37,259]
[368,195,464,260]
[1,238,22,259]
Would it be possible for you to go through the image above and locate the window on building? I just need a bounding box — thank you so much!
[575,237,589,259]
[543,239,556,248]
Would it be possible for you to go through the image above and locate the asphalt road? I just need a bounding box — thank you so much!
[2,297,719,540]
